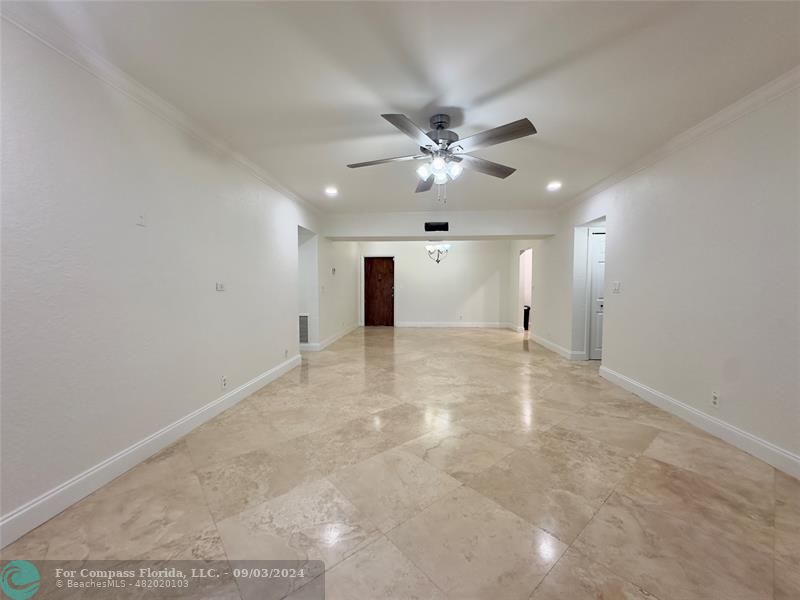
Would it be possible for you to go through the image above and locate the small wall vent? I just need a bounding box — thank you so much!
[425,222,449,232]
[299,314,309,344]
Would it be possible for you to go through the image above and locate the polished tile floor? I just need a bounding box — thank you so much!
[5,328,799,599]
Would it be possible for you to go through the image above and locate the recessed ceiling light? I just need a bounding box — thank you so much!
[324,186,338,197]
[546,180,562,192]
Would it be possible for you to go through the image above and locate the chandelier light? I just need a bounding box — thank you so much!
[425,243,451,263]
[417,153,463,185]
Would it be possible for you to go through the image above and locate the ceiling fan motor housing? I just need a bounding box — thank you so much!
[424,113,459,150]
[430,113,450,129]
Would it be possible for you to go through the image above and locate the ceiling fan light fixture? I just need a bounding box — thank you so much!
[347,113,537,194]
[447,162,463,180]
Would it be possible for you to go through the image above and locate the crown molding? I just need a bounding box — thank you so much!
[1,5,318,214]
[561,64,800,212]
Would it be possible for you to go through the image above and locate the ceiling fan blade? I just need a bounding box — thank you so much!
[458,154,516,179]
[415,176,434,193]
[347,154,425,168]
[382,114,437,149]
[451,118,536,154]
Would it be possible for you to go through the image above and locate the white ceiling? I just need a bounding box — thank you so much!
[10,1,800,213]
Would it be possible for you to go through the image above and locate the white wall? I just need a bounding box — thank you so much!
[529,235,570,351]
[297,228,319,343]
[1,20,321,542]
[325,209,557,240]
[318,239,359,345]
[358,241,514,327]
[296,232,358,349]
[533,81,800,473]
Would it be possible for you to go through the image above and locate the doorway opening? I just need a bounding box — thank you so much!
[570,219,606,360]
[587,227,606,359]
[518,248,533,332]
[364,256,394,326]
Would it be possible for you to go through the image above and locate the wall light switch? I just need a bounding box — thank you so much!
[612,281,622,294]
[216,282,225,292]
[136,215,147,227]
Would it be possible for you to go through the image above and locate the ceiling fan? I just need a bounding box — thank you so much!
[347,113,536,193]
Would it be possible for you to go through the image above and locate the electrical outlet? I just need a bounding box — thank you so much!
[711,391,720,408]
[216,282,225,292]
[220,375,228,390]
[284,349,289,358]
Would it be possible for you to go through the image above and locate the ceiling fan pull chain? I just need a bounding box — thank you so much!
[436,182,447,205]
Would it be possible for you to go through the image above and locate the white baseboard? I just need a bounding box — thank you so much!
[530,334,587,361]
[0,354,302,548]
[599,366,800,479]
[300,324,358,352]
[395,321,512,329]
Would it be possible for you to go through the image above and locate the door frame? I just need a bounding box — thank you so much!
[586,227,606,360]
[569,219,606,361]
[359,255,395,326]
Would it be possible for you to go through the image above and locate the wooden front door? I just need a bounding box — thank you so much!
[364,257,394,326]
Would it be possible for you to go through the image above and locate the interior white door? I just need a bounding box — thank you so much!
[588,229,606,360]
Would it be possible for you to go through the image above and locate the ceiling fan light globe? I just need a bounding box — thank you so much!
[431,156,446,172]
[447,162,463,179]
[434,172,448,185]
[416,164,431,180]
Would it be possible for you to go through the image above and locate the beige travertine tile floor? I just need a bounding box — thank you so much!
[4,327,799,599]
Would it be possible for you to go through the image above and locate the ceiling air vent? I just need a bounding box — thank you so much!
[425,222,449,232]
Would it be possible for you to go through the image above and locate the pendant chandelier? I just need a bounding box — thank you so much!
[425,243,450,264]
